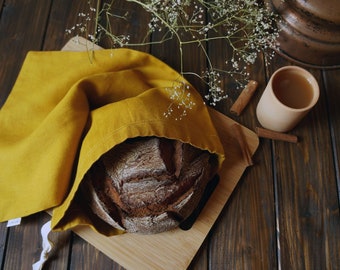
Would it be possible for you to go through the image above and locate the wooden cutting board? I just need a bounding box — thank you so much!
[62,37,259,270]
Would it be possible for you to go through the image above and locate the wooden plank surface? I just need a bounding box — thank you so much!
[43,0,96,51]
[324,69,340,205]
[0,0,52,106]
[265,55,340,269]
[0,2,55,269]
[0,222,7,269]
[0,1,94,269]
[99,0,151,52]
[205,25,279,269]
[0,0,340,269]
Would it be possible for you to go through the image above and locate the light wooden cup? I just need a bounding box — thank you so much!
[256,66,319,132]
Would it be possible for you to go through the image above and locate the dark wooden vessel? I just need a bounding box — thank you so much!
[268,0,340,68]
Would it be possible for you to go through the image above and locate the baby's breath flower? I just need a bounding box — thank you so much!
[68,0,280,114]
[164,80,196,120]
[202,69,228,106]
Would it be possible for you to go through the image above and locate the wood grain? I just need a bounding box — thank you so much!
[1,1,339,269]
[0,2,98,270]
[43,0,97,51]
[1,212,70,270]
[266,56,340,269]
[99,0,151,53]
[324,68,340,267]
[324,69,340,206]
[69,234,124,270]
[205,22,279,269]
[0,0,52,107]
[0,221,7,268]
[150,4,207,97]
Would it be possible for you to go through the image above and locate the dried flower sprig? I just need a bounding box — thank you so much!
[163,79,196,121]
[67,0,280,110]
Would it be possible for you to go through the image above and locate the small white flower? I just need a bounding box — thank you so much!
[68,0,280,113]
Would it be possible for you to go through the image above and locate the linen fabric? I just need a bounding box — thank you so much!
[0,48,225,235]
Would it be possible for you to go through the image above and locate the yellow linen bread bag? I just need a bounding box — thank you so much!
[0,48,225,235]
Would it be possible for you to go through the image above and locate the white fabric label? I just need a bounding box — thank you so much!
[7,217,22,227]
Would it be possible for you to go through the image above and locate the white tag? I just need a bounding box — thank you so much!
[7,217,22,227]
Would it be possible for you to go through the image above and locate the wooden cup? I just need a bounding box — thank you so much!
[256,66,319,132]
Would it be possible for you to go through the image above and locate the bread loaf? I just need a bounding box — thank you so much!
[81,136,218,234]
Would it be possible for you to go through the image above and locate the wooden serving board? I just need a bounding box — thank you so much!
[62,37,259,270]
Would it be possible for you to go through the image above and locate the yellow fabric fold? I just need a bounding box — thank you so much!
[0,48,225,235]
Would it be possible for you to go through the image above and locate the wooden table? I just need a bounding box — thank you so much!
[1,1,339,269]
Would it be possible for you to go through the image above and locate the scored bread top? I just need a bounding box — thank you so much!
[81,136,218,234]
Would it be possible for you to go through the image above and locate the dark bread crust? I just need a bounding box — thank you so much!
[81,137,218,234]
